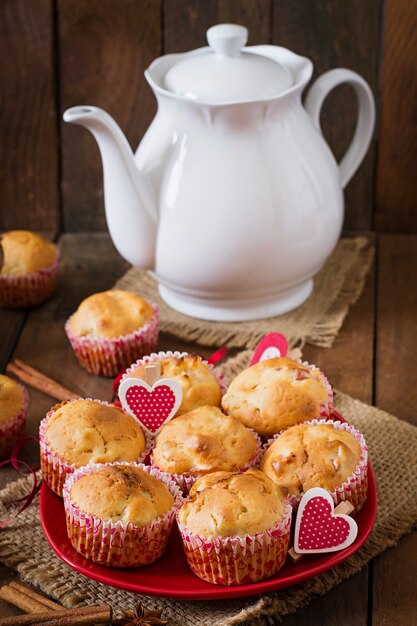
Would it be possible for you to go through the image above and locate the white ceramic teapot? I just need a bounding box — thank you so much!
[64,24,375,321]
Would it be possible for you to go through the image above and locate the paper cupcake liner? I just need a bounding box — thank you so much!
[0,385,28,459]
[121,350,226,396]
[39,398,152,497]
[65,302,159,378]
[262,418,368,513]
[63,462,183,568]
[177,499,292,585]
[150,427,263,494]
[0,253,59,309]
[300,360,334,417]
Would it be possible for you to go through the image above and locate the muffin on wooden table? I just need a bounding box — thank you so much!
[260,420,368,512]
[65,289,159,376]
[122,351,223,416]
[0,374,28,459]
[151,405,262,492]
[0,230,59,308]
[63,463,182,567]
[177,468,292,585]
[40,398,150,496]
[222,357,333,438]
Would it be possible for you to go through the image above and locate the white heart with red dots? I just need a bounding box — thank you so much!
[118,377,183,435]
[294,488,358,554]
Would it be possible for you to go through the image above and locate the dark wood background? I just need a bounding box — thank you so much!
[0,0,416,235]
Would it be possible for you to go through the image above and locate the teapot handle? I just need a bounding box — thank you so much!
[305,69,375,189]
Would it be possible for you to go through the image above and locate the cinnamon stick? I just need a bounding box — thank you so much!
[8,582,62,611]
[0,604,111,626]
[0,586,50,615]
[6,361,79,402]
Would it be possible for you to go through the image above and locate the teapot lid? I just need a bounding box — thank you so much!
[163,24,293,103]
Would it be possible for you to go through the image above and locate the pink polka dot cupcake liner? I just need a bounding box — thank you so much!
[0,253,59,309]
[0,385,28,459]
[177,499,292,585]
[120,350,226,396]
[63,462,183,568]
[262,418,368,513]
[150,427,263,494]
[65,302,159,378]
[39,398,152,497]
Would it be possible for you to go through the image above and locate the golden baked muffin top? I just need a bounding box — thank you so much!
[260,422,361,498]
[45,399,146,466]
[152,405,257,475]
[222,357,329,437]
[178,469,285,537]
[130,354,221,416]
[0,231,57,276]
[70,465,174,525]
[0,374,25,425]
[69,290,153,339]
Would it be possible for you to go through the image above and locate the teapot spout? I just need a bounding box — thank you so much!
[63,106,157,268]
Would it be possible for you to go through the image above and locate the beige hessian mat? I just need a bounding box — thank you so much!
[1,352,417,625]
[114,237,374,350]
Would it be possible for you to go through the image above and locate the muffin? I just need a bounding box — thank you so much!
[177,469,292,585]
[0,231,59,308]
[65,289,159,377]
[222,357,333,437]
[40,398,150,496]
[260,420,368,512]
[63,463,182,567]
[151,405,262,492]
[122,351,223,416]
[0,375,28,459]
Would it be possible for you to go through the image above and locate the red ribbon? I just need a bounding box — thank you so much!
[207,346,229,364]
[0,436,41,527]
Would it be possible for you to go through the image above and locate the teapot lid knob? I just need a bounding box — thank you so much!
[207,24,248,57]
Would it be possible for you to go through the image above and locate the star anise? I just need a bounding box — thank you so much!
[113,602,168,626]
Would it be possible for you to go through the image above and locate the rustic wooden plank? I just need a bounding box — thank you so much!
[375,235,417,423]
[164,0,270,53]
[60,0,161,231]
[372,234,417,625]
[282,235,375,626]
[0,311,26,374]
[272,0,381,232]
[375,0,417,233]
[0,0,59,231]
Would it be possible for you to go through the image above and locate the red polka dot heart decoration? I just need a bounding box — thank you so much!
[249,332,288,366]
[118,377,183,435]
[294,488,358,554]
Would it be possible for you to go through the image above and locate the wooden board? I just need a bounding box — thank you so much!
[272,0,381,231]
[59,0,161,231]
[371,234,417,625]
[375,0,417,233]
[0,0,59,231]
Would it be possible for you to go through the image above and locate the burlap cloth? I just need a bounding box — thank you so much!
[115,237,374,349]
[1,350,417,625]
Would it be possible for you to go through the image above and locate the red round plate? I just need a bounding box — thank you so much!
[40,413,377,601]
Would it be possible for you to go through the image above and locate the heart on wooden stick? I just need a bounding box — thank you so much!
[294,488,358,554]
[249,332,288,366]
[119,369,183,435]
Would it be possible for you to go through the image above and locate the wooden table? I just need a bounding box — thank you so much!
[1,232,416,625]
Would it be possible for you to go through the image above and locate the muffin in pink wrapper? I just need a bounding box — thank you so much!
[150,405,263,494]
[40,398,152,497]
[63,463,183,568]
[120,351,225,417]
[0,375,28,459]
[0,231,59,308]
[65,290,159,377]
[177,469,292,585]
[260,419,368,513]
[222,356,333,438]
